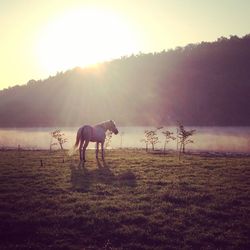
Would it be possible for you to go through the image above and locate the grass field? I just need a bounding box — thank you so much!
[0,149,249,249]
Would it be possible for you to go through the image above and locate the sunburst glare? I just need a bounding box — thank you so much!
[35,7,139,74]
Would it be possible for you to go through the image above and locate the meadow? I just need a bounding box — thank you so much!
[0,149,249,249]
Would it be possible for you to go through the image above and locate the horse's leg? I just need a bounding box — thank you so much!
[96,142,103,167]
[101,141,105,161]
[96,142,99,160]
[79,140,84,164]
[82,140,89,162]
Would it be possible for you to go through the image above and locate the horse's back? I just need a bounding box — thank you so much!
[79,125,105,142]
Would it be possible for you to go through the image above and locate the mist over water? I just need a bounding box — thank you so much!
[0,127,249,153]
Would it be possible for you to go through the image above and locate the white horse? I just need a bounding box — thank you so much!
[74,120,118,164]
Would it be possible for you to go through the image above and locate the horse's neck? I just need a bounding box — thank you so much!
[96,122,109,132]
[102,122,109,131]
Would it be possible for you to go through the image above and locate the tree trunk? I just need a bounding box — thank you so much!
[59,143,63,150]
[182,143,185,153]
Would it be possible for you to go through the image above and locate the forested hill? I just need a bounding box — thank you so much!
[1,35,250,127]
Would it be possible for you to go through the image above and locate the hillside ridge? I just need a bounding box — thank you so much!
[1,35,250,126]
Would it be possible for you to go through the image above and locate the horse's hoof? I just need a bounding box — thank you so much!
[79,161,85,167]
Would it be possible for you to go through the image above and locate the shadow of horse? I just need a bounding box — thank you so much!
[70,163,137,192]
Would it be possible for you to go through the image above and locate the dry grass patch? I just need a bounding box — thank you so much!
[0,149,249,249]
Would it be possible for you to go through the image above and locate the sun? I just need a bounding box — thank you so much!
[35,7,139,75]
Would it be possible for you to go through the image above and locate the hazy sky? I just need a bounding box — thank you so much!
[0,0,250,89]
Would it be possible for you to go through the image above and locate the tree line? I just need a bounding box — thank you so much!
[0,35,250,127]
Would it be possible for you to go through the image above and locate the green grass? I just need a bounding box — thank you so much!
[0,149,249,249]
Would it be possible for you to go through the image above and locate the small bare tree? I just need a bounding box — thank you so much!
[105,130,113,149]
[141,130,150,151]
[50,129,67,150]
[162,130,176,154]
[144,130,160,151]
[177,122,195,155]
[148,130,160,151]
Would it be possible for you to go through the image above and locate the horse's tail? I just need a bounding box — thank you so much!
[68,127,82,156]
[68,128,82,156]
[74,127,82,149]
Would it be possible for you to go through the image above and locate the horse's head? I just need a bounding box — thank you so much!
[109,120,119,135]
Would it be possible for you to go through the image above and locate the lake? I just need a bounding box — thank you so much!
[0,127,249,153]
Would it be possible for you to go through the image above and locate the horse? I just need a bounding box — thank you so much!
[74,120,119,165]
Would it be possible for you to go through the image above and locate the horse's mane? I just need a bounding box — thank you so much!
[95,120,113,128]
